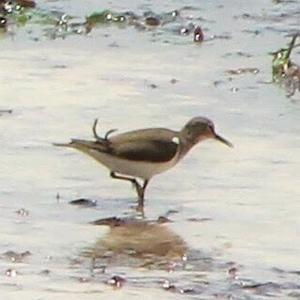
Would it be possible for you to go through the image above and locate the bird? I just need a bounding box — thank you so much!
[54,116,233,208]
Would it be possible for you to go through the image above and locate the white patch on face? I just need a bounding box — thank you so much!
[172,136,180,144]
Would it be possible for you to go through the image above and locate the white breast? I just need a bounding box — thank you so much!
[88,149,180,180]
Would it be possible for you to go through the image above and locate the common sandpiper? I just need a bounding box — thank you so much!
[55,116,233,208]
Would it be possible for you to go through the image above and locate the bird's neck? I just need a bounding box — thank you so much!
[177,135,208,160]
[177,139,195,160]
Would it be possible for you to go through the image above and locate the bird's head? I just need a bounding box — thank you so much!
[180,116,233,148]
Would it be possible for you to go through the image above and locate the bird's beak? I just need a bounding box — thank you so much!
[214,133,233,148]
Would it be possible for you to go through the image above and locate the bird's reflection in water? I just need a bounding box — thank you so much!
[83,216,187,270]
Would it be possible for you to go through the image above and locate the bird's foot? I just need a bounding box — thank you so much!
[136,203,145,218]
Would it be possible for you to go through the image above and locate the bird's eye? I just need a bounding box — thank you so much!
[208,124,214,132]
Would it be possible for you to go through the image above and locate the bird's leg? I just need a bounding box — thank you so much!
[92,119,105,142]
[137,180,149,208]
[110,172,143,201]
[92,119,118,142]
[104,129,118,140]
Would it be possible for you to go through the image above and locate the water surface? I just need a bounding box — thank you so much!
[0,0,299,299]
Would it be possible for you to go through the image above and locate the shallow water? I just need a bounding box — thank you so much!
[0,0,300,299]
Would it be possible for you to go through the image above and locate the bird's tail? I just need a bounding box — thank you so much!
[53,139,107,153]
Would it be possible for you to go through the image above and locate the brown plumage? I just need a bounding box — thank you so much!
[55,117,232,209]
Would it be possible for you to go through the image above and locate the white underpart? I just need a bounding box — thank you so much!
[88,149,180,180]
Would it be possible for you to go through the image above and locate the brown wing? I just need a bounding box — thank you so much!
[60,128,179,163]
[111,140,178,162]
[108,128,179,162]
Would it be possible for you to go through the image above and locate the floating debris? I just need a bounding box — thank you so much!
[179,22,196,35]
[78,277,90,283]
[15,208,29,216]
[165,209,179,216]
[162,279,176,291]
[157,216,171,223]
[91,216,124,226]
[1,0,35,16]
[85,9,126,33]
[228,266,239,279]
[187,217,212,222]
[145,16,160,26]
[1,1,17,14]
[40,269,50,275]
[213,80,225,87]
[69,198,97,207]
[148,83,158,89]
[0,4,211,44]
[241,281,281,295]
[17,0,35,8]
[45,255,52,261]
[208,33,232,41]
[162,280,197,294]
[230,87,239,93]
[56,192,60,202]
[5,268,17,277]
[3,250,31,262]
[1,0,35,10]
[107,275,126,288]
[56,13,69,28]
[223,51,253,58]
[193,26,204,42]
[0,16,7,28]
[225,67,259,75]
[289,270,300,276]
[52,65,67,69]
[160,9,179,25]
[44,13,88,39]
[0,109,12,114]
